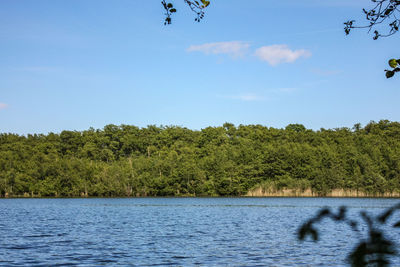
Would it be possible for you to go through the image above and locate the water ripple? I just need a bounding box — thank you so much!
[0,197,399,266]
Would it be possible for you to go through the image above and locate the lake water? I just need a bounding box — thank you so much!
[0,197,399,266]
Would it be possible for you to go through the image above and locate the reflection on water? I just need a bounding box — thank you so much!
[0,198,399,266]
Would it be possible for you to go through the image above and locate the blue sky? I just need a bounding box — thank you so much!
[0,0,399,134]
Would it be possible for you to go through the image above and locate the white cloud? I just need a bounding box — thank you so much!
[254,45,311,66]
[0,103,8,110]
[187,41,250,57]
[187,42,311,66]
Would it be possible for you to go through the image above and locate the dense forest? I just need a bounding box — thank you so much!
[0,120,399,197]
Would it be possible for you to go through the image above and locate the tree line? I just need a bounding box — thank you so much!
[1,120,399,197]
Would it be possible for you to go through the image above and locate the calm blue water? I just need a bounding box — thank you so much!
[0,197,399,266]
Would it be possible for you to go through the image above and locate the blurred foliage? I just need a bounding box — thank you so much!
[299,203,400,266]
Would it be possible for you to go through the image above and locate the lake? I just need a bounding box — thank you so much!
[0,197,399,266]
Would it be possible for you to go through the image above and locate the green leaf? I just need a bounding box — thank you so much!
[167,3,173,8]
[170,8,177,13]
[389,59,398,68]
[386,70,395,78]
[201,0,210,7]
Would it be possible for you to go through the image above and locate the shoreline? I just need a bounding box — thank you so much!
[2,188,400,199]
[1,195,400,199]
[246,187,400,198]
